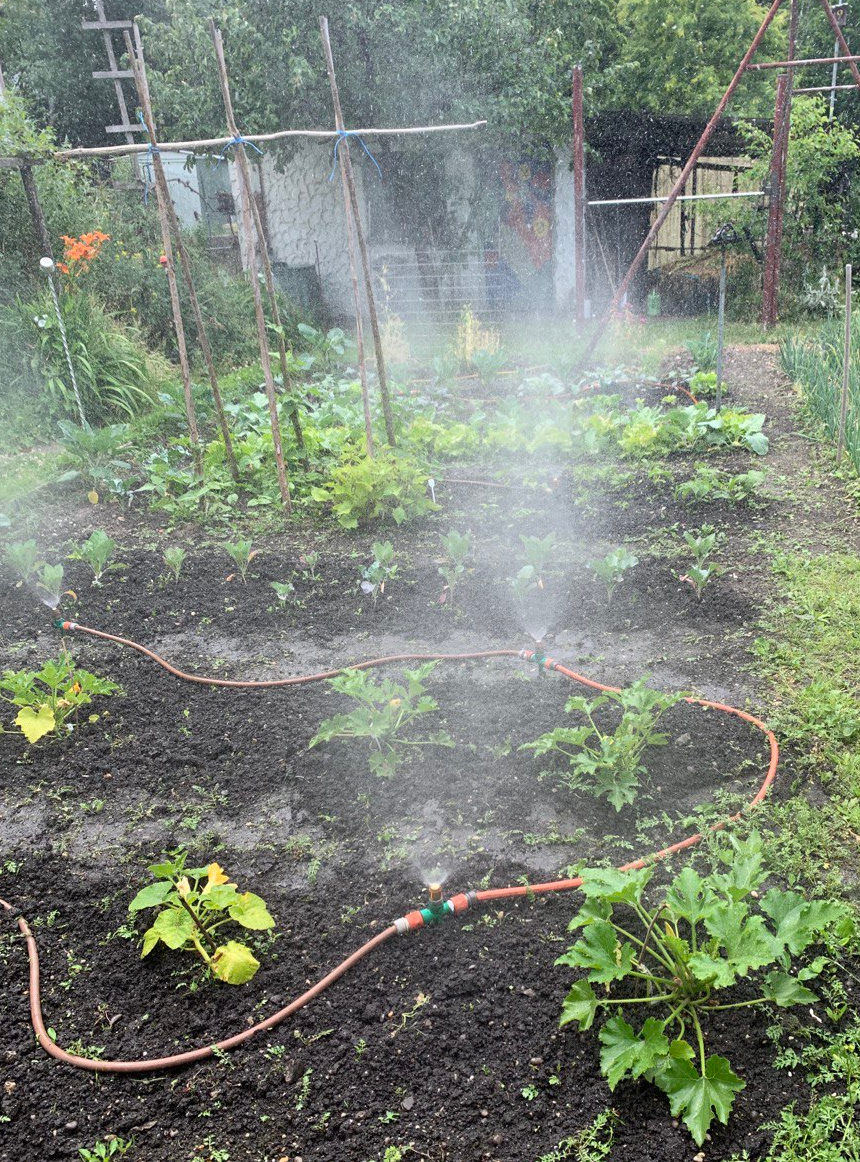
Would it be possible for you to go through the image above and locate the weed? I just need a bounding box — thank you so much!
[78,1138,134,1161]
[438,529,471,606]
[536,1109,619,1162]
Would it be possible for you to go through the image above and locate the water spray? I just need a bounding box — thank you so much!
[2,620,778,1073]
[40,256,87,428]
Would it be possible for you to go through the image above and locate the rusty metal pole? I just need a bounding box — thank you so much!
[761,0,799,329]
[319,16,396,447]
[837,262,852,461]
[130,28,239,482]
[761,74,790,328]
[572,64,586,325]
[122,34,202,478]
[818,0,860,90]
[577,0,785,366]
[209,22,292,516]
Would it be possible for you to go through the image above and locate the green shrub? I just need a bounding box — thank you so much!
[311,451,438,528]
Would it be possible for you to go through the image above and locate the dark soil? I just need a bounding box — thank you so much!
[0,346,855,1162]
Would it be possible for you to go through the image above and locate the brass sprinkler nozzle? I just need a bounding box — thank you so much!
[428,882,443,904]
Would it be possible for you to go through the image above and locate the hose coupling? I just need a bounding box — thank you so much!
[520,648,555,675]
[54,619,77,631]
[393,888,476,934]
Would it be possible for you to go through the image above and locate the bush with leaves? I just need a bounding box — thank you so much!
[311,450,437,529]
[523,678,686,810]
[129,852,274,985]
[0,654,121,744]
[309,662,453,777]
[557,832,852,1145]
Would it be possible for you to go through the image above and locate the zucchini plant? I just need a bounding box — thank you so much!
[557,832,851,1145]
[523,678,685,810]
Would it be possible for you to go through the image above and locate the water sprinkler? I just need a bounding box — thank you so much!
[39,256,55,271]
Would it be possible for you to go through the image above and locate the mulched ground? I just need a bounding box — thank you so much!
[0,345,855,1162]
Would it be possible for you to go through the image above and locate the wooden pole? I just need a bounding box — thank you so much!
[0,57,54,261]
[319,16,396,446]
[205,26,305,455]
[129,28,239,483]
[837,262,852,462]
[208,22,292,516]
[572,64,586,325]
[761,0,798,329]
[122,34,202,479]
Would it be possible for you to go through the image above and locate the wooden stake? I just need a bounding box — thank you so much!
[209,22,292,516]
[123,33,202,479]
[319,16,396,446]
[129,28,239,483]
[0,56,54,261]
[838,262,852,463]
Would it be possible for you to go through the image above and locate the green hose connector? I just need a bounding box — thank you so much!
[420,900,454,925]
[53,618,67,630]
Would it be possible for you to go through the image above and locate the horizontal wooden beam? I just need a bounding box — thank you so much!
[81,19,133,30]
[92,69,134,80]
[105,123,148,134]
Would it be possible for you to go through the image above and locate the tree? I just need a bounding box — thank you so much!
[607,0,786,118]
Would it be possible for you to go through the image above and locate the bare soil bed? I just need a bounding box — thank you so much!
[0,346,855,1162]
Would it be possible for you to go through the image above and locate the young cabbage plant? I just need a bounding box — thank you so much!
[270,579,296,608]
[68,530,117,585]
[299,551,321,581]
[361,541,397,604]
[129,852,275,985]
[680,525,720,601]
[163,546,186,583]
[588,547,639,602]
[225,539,257,583]
[520,533,557,586]
[36,562,65,607]
[0,655,121,744]
[309,662,454,778]
[676,466,767,505]
[558,832,852,1145]
[5,539,41,584]
[439,529,471,606]
[523,678,686,810]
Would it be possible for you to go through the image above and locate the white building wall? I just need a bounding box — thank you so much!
[229,141,365,318]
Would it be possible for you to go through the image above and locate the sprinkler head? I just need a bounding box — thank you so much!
[428,882,443,904]
[39,256,55,271]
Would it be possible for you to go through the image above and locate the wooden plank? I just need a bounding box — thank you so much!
[92,69,134,80]
[105,123,148,134]
[81,20,133,30]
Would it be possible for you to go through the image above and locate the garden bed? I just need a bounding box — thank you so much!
[0,346,856,1162]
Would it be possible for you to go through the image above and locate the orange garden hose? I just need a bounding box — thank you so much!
[1,624,778,1073]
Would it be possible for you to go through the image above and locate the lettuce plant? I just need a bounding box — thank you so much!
[129,852,274,985]
[557,833,851,1145]
[310,662,453,777]
[523,678,685,810]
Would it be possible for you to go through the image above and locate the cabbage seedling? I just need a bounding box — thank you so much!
[299,551,321,581]
[129,852,274,985]
[225,539,257,583]
[270,580,296,607]
[588,548,638,602]
[361,541,397,604]
[558,832,852,1145]
[163,546,186,583]
[68,530,117,585]
[680,525,720,601]
[5,540,40,584]
[439,529,471,605]
[36,562,65,607]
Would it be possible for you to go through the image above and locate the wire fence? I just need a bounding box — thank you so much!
[373,248,507,331]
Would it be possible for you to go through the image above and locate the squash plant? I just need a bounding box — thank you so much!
[129,853,275,985]
[0,655,121,744]
[558,833,852,1145]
